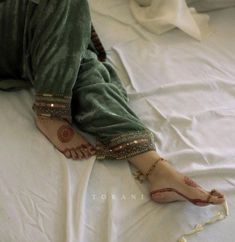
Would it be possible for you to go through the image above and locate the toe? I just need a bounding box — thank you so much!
[211,189,224,198]
[70,149,78,160]
[87,144,96,155]
[210,196,225,205]
[75,147,84,160]
[81,145,90,158]
[209,190,225,204]
[63,150,71,159]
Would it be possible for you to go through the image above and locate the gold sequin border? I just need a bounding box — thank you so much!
[96,130,156,160]
[32,93,72,122]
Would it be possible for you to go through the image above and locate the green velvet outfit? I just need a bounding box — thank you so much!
[0,0,155,160]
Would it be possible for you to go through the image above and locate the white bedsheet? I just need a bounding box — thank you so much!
[1,1,235,242]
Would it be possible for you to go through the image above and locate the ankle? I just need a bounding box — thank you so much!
[146,158,169,183]
[132,156,167,184]
[129,151,161,172]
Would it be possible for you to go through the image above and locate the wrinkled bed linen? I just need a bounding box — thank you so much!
[1,1,235,242]
[131,0,210,40]
[132,0,235,39]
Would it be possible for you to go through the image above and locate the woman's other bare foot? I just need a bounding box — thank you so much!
[129,152,225,206]
[148,159,225,206]
[35,116,96,160]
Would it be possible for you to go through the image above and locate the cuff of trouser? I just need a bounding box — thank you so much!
[95,130,156,160]
[32,93,72,123]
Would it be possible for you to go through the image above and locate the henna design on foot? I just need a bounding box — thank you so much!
[184,176,200,188]
[57,125,75,143]
[150,187,224,206]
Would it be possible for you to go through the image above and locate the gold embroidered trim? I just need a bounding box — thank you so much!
[96,130,156,160]
[35,93,71,98]
[32,93,72,122]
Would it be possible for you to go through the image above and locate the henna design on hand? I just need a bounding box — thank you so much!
[57,124,75,143]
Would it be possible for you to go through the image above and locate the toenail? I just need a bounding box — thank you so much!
[81,147,89,154]
[78,151,84,159]
[71,150,78,159]
[64,151,71,158]
[75,149,84,159]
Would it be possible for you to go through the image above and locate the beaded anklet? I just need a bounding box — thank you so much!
[132,157,165,183]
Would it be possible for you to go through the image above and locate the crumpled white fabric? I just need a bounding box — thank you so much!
[130,0,210,40]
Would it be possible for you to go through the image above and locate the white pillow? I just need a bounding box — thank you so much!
[186,0,235,12]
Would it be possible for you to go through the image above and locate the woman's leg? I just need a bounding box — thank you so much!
[0,0,25,78]
[21,0,96,159]
[71,49,155,160]
[72,49,224,206]
[0,0,32,91]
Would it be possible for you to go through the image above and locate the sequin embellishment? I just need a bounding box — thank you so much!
[32,93,72,123]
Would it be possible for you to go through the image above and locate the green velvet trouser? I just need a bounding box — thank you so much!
[0,0,155,159]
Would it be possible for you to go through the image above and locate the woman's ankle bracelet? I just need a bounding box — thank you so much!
[132,157,165,183]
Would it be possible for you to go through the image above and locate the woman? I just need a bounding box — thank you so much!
[0,0,225,206]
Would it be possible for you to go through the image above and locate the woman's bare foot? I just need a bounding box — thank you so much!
[128,152,225,206]
[148,159,225,206]
[35,116,96,160]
